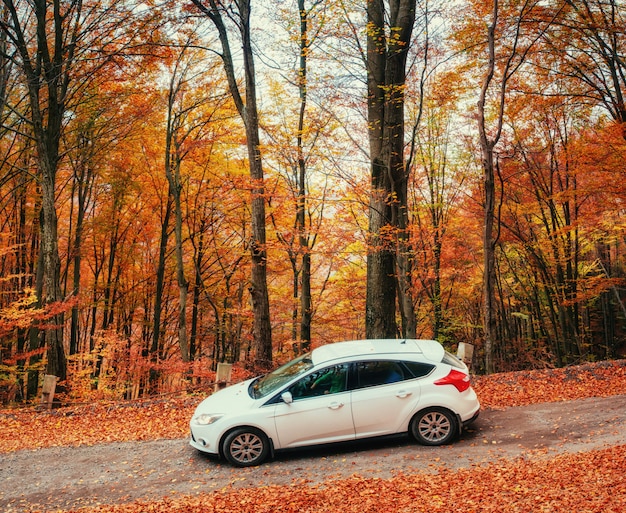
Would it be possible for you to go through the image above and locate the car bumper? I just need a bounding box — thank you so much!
[457,386,481,422]
[463,408,480,426]
[189,425,220,455]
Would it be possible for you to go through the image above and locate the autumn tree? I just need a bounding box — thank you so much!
[189,162,252,365]
[365,0,417,339]
[63,86,138,359]
[536,2,626,356]
[458,0,558,372]
[409,72,469,341]
[163,39,198,364]
[483,85,579,366]
[162,28,237,363]
[191,0,272,368]
[287,0,320,353]
[259,0,338,354]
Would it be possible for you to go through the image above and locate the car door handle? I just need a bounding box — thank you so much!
[396,391,412,399]
[328,402,344,410]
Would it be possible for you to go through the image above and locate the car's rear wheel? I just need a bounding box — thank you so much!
[411,407,458,446]
[222,427,270,467]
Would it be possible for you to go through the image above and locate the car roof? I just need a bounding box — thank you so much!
[311,339,445,365]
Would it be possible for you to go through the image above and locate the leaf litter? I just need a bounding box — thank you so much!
[1,360,625,512]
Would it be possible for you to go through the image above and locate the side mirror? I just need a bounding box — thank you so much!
[281,391,293,404]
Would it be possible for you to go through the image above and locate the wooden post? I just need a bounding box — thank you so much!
[457,343,474,366]
[40,375,58,409]
[214,363,232,392]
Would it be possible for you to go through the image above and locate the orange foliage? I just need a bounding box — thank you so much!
[0,398,196,453]
[473,360,626,408]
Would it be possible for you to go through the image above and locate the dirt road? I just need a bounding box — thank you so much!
[2,394,625,512]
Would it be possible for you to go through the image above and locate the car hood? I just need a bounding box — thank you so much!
[193,378,258,415]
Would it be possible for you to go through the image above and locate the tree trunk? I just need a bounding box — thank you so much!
[151,193,172,359]
[366,0,416,339]
[477,0,500,374]
[190,219,206,361]
[167,155,190,363]
[481,145,498,374]
[297,0,312,353]
[39,157,66,380]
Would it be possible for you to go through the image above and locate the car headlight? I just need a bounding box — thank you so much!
[194,413,223,425]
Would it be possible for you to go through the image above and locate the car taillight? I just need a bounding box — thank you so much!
[434,369,471,393]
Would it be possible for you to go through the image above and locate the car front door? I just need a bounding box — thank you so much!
[350,360,422,438]
[272,364,355,448]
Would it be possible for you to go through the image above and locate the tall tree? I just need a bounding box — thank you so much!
[264,0,331,354]
[293,0,317,353]
[470,0,556,372]
[163,34,231,362]
[365,0,417,339]
[410,71,467,341]
[164,46,194,364]
[191,0,272,368]
[0,0,83,381]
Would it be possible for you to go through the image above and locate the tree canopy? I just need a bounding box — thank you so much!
[0,0,625,404]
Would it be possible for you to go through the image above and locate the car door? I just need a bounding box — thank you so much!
[350,360,423,438]
[272,363,355,448]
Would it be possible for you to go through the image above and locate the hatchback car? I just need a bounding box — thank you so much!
[190,339,480,467]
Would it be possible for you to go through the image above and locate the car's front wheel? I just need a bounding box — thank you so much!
[222,427,270,467]
[410,407,458,446]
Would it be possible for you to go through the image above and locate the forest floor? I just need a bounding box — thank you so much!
[1,360,626,512]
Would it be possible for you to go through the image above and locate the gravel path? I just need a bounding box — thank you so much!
[2,394,625,512]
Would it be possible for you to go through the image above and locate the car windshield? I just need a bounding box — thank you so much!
[250,353,314,399]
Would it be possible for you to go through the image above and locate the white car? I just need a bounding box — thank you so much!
[190,339,480,467]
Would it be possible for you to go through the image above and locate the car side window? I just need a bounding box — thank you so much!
[403,361,435,378]
[288,364,349,400]
[355,361,406,389]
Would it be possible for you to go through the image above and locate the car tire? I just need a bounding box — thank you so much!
[222,427,270,467]
[410,407,458,446]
